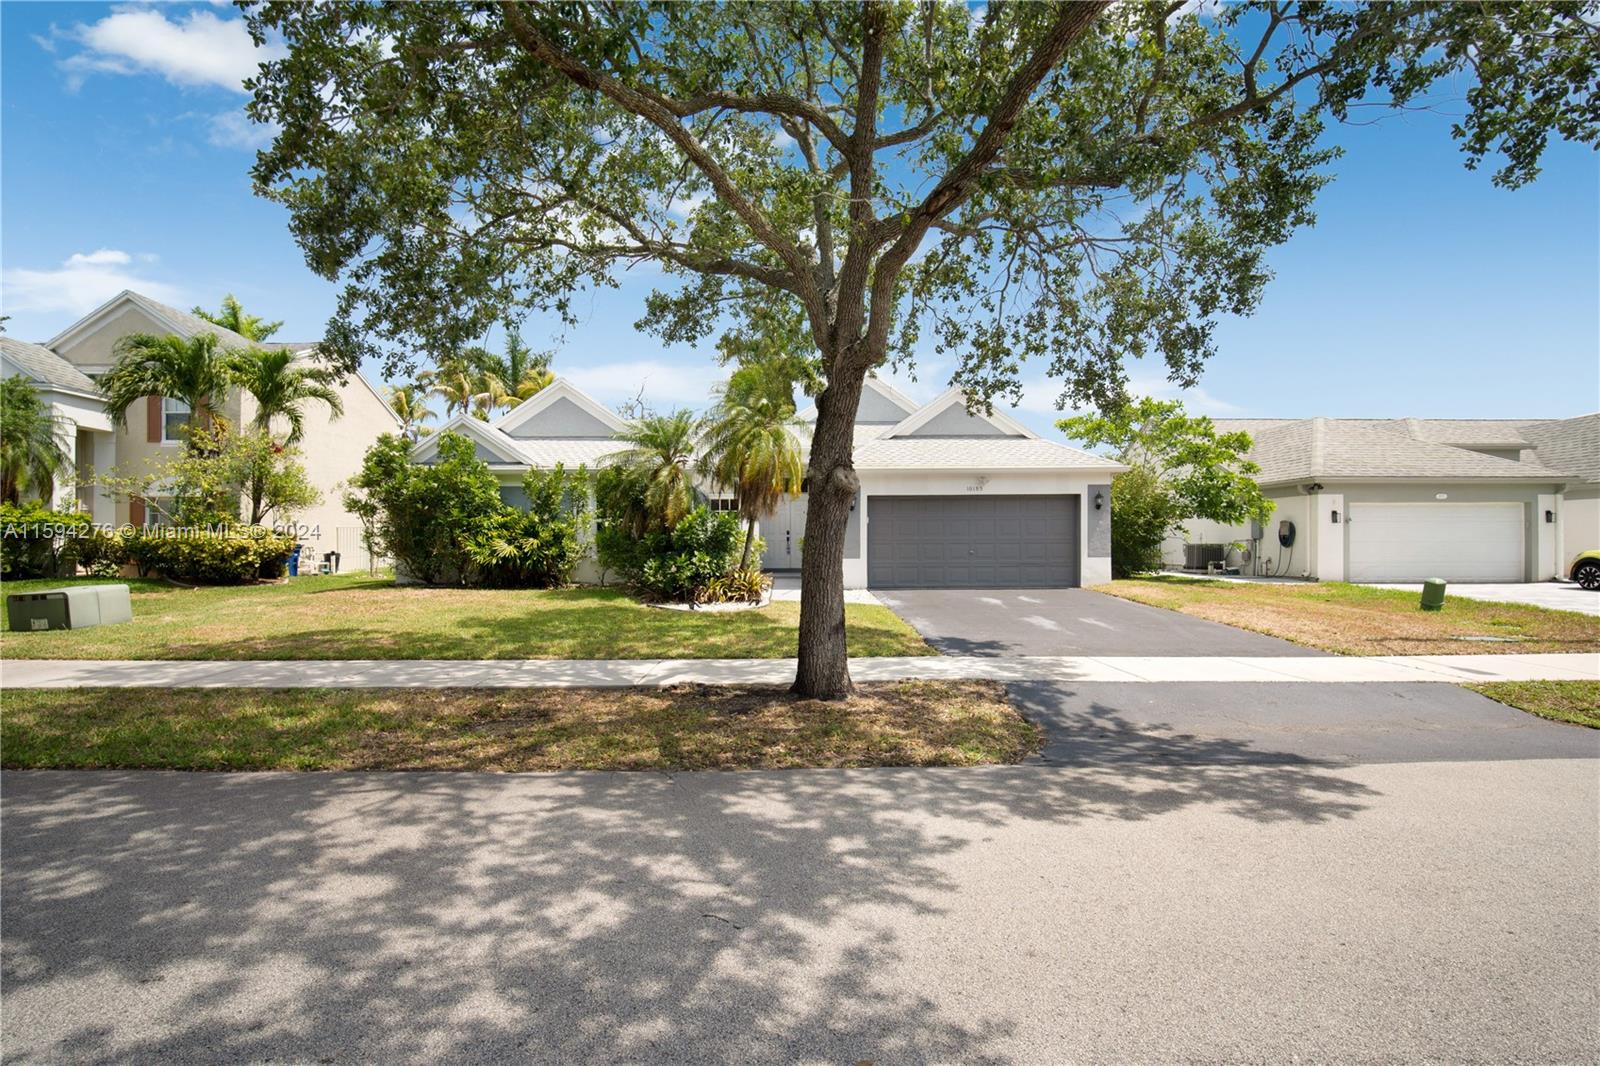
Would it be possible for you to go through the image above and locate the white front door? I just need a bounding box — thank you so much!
[759,494,808,570]
[1347,502,1525,582]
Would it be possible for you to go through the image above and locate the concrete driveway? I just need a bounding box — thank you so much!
[5,683,1595,1064]
[875,586,1315,656]
[1362,580,1600,617]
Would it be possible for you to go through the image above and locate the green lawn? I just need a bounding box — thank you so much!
[1100,576,1600,656]
[1467,681,1600,729]
[0,682,1039,771]
[0,574,930,660]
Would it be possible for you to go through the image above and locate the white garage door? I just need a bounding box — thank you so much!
[1347,502,1525,582]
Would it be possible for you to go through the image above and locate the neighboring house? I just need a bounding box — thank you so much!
[1163,415,1600,583]
[414,375,1125,589]
[8,290,401,571]
[0,336,116,518]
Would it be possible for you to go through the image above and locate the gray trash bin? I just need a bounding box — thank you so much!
[7,584,132,631]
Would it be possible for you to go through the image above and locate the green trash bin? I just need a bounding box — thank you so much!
[1420,578,1447,611]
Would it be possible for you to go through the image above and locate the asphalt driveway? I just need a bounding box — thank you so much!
[4,683,1596,1064]
[876,586,1315,656]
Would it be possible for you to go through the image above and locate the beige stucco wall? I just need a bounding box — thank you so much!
[1560,488,1600,571]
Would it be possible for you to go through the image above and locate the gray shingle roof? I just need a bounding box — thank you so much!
[1518,413,1600,484]
[0,336,98,395]
[126,292,316,351]
[1213,416,1587,484]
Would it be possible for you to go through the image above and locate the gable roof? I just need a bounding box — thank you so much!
[1518,413,1600,485]
[1,336,99,397]
[411,414,529,466]
[882,386,1037,440]
[46,290,315,353]
[492,377,631,438]
[414,410,625,469]
[795,375,920,424]
[1213,417,1578,484]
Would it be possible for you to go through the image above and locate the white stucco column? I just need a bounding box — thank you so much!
[1536,493,1558,580]
[1313,493,1345,582]
[90,430,118,525]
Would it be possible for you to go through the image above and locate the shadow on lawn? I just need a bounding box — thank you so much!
[1,718,1375,1064]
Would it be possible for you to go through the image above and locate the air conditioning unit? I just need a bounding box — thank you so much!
[1183,543,1227,572]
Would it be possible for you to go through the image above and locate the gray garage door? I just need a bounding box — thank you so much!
[867,495,1080,588]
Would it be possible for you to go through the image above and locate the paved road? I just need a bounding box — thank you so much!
[4,683,1596,1064]
[876,587,1316,656]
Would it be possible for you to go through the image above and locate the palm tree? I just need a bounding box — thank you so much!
[0,377,72,506]
[98,332,235,447]
[193,294,283,342]
[467,326,555,411]
[698,372,804,569]
[386,384,436,440]
[420,360,477,419]
[610,409,700,531]
[230,347,344,444]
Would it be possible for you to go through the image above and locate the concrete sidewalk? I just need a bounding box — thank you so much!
[3,652,1595,688]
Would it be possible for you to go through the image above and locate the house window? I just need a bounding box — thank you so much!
[708,497,740,513]
[161,398,191,444]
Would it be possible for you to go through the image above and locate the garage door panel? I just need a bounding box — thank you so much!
[1348,502,1524,583]
[868,494,1080,589]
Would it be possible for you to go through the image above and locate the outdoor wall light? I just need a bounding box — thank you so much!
[1331,509,1341,523]
[1545,509,1555,523]
[1093,491,1105,511]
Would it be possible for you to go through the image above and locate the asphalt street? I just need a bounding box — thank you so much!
[3,681,1596,1064]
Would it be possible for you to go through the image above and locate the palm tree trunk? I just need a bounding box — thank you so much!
[741,514,756,570]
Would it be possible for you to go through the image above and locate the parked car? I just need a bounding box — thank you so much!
[1568,550,1600,590]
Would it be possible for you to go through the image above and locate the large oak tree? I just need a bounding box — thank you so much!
[245,0,1597,697]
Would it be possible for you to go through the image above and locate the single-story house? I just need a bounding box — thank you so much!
[2,289,401,570]
[415,375,1126,588]
[1164,415,1600,583]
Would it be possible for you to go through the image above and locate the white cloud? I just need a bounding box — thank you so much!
[1,248,184,316]
[562,359,728,411]
[56,7,283,93]
[207,109,278,150]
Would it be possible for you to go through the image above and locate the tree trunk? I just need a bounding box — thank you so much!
[792,370,867,699]
[740,514,756,570]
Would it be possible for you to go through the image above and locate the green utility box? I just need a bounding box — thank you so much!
[7,584,133,632]
[1419,578,1447,612]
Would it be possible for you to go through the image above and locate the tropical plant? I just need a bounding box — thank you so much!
[0,377,72,505]
[608,409,700,533]
[248,2,1597,697]
[461,464,591,588]
[98,332,234,447]
[467,324,554,409]
[192,294,283,342]
[385,384,436,440]
[698,367,804,569]
[420,360,478,419]
[1058,398,1273,578]
[229,346,344,444]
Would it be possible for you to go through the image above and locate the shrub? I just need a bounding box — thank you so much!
[71,527,129,577]
[695,568,769,605]
[462,465,592,588]
[603,505,748,602]
[121,526,296,584]
[1108,465,1186,578]
[347,432,503,584]
[0,503,91,578]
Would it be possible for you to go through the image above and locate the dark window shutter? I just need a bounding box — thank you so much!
[129,496,146,526]
[146,396,162,443]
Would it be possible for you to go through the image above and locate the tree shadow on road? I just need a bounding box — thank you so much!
[1,714,1377,1064]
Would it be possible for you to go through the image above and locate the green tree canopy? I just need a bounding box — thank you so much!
[246,1,1597,696]
[1058,397,1272,576]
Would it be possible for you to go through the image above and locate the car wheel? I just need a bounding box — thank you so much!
[1576,562,1600,591]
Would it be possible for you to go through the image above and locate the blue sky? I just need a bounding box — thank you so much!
[3,2,1596,434]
